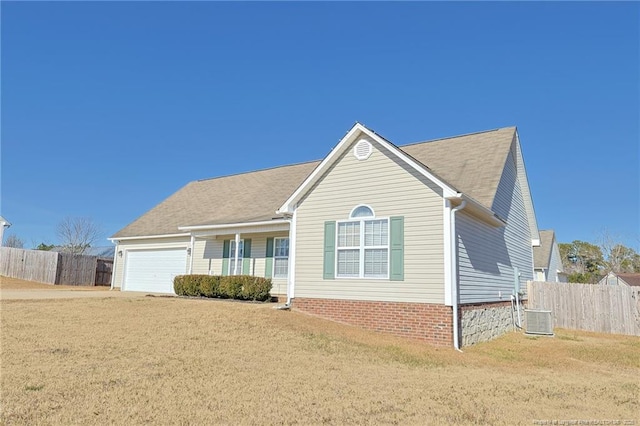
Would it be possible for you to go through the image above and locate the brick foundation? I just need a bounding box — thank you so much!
[293,298,453,346]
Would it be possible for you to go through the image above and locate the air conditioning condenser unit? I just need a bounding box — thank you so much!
[524,309,554,336]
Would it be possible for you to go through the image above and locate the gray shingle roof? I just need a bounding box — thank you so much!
[112,126,517,238]
[112,161,320,238]
[401,127,516,209]
[533,230,555,269]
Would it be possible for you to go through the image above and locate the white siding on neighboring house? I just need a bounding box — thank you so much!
[457,146,534,303]
[546,241,564,282]
[112,236,190,289]
[191,232,290,295]
[295,137,446,304]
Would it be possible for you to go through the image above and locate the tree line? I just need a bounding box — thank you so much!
[559,236,640,283]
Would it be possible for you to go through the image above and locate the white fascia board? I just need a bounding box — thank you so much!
[108,232,191,242]
[277,123,364,214]
[178,219,289,232]
[277,123,458,214]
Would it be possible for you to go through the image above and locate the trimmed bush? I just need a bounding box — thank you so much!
[182,275,203,297]
[173,275,186,295]
[200,275,221,298]
[240,276,272,301]
[173,274,272,301]
[219,276,243,299]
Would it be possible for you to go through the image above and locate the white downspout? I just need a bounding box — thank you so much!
[451,200,466,351]
[233,233,240,275]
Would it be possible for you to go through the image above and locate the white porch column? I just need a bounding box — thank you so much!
[188,234,195,274]
[233,233,241,275]
[287,210,297,302]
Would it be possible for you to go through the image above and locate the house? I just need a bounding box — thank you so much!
[0,215,11,247]
[598,272,640,287]
[533,230,567,282]
[110,123,540,347]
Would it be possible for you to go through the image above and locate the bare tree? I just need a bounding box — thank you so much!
[4,234,24,248]
[598,229,639,273]
[56,217,103,255]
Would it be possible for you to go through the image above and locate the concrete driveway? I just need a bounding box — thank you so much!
[1,289,171,300]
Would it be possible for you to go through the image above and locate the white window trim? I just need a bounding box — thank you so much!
[229,239,244,275]
[273,237,289,279]
[335,217,390,279]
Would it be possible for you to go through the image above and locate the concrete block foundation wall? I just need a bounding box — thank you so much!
[460,301,516,346]
[293,298,453,346]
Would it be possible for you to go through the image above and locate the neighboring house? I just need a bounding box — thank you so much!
[598,272,640,287]
[110,123,540,347]
[533,230,567,282]
[0,215,11,247]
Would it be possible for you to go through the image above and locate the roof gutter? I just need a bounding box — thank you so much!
[448,195,505,228]
[108,232,191,242]
[178,219,289,232]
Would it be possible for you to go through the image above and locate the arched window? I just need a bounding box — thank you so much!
[337,205,388,278]
[350,205,374,218]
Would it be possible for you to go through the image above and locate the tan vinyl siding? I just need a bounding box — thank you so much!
[295,137,445,304]
[191,232,289,296]
[457,146,534,303]
[112,237,190,288]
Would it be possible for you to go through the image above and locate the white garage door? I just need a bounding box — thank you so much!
[124,249,187,293]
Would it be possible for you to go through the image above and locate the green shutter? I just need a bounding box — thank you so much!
[222,240,230,276]
[323,221,336,279]
[242,239,252,275]
[265,237,274,278]
[389,216,404,281]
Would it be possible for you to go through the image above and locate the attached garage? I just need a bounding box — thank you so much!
[123,248,187,293]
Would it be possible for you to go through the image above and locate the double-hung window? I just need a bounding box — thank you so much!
[229,240,244,275]
[336,206,389,278]
[273,237,289,278]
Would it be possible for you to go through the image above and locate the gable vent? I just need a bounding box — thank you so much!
[353,139,373,160]
[524,309,554,336]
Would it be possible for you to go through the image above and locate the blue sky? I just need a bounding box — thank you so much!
[2,2,638,249]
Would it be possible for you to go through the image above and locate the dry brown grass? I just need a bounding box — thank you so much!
[0,276,107,291]
[1,295,638,425]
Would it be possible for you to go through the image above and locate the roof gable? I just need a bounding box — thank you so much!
[278,123,460,215]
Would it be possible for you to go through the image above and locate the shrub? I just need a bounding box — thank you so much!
[182,275,203,297]
[219,276,243,299]
[240,276,272,301]
[200,275,221,298]
[174,274,272,302]
[174,275,186,295]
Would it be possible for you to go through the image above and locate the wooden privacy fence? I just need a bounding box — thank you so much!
[0,247,112,286]
[0,247,58,284]
[527,281,640,336]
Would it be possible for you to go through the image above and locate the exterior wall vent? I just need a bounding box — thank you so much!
[524,309,554,336]
[353,139,373,160]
